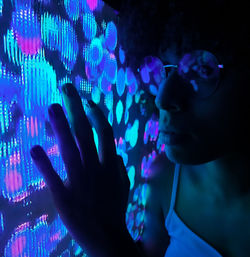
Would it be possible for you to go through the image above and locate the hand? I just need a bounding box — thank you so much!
[30,83,130,256]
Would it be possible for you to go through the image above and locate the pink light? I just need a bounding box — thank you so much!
[47,144,59,157]
[87,0,98,11]
[15,222,30,233]
[16,34,42,55]
[35,117,38,136]
[9,151,21,166]
[4,169,23,192]
[26,118,29,135]
[110,53,115,59]
[50,231,62,242]
[11,236,26,257]
[31,116,34,138]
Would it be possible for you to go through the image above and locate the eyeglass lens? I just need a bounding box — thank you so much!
[139,50,222,98]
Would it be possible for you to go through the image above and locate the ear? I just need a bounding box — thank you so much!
[102,0,127,12]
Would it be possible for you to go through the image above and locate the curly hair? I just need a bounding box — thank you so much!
[117,0,250,70]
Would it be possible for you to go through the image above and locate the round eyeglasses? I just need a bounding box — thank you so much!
[138,50,224,98]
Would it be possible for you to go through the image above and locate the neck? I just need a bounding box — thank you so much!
[184,151,250,204]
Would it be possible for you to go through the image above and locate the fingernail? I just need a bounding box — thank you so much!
[30,146,41,160]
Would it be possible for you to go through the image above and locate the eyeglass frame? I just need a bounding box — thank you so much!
[138,51,225,99]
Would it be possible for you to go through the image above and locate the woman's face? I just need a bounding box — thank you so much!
[154,45,250,165]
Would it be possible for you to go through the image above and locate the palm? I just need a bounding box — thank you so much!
[30,83,130,253]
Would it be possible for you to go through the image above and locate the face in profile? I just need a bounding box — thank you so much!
[148,45,250,165]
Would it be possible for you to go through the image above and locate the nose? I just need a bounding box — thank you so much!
[154,71,187,112]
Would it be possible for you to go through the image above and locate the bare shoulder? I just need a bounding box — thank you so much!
[137,153,175,257]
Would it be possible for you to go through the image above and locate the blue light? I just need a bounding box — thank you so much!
[88,37,104,66]
[119,46,125,64]
[116,68,125,96]
[105,21,117,51]
[82,13,97,41]
[116,100,123,124]
[64,0,80,21]
[0,1,151,254]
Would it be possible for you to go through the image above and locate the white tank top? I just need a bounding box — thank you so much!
[164,164,223,257]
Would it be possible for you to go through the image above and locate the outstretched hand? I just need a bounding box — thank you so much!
[30,83,130,256]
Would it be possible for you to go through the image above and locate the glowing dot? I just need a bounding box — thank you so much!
[149,84,158,96]
[105,21,117,51]
[4,170,23,192]
[82,13,97,40]
[116,100,123,124]
[128,166,135,190]
[140,66,150,83]
[103,53,117,84]
[88,38,103,65]
[119,46,125,64]
[117,68,125,96]
[87,0,98,11]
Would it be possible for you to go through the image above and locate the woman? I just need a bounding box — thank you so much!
[30,0,250,256]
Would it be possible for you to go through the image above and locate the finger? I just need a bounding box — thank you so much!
[48,103,83,185]
[117,155,130,192]
[30,145,68,204]
[61,83,99,170]
[86,100,117,166]
[117,155,130,212]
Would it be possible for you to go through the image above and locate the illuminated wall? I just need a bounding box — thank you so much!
[0,0,164,256]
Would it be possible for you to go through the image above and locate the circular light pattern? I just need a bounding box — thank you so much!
[119,46,125,64]
[12,8,42,55]
[104,91,113,111]
[99,73,111,94]
[124,108,129,124]
[88,37,103,66]
[103,52,117,84]
[59,19,79,71]
[41,13,59,51]
[125,67,135,85]
[82,13,97,40]
[116,68,125,96]
[87,0,98,11]
[0,0,162,253]
[3,29,25,66]
[149,84,158,96]
[108,110,113,125]
[141,151,157,178]
[116,100,123,124]
[64,0,79,21]
[128,80,138,96]
[91,85,101,104]
[127,166,135,190]
[85,61,102,81]
[140,66,150,84]
[126,93,133,109]
[125,120,139,148]
[105,21,117,51]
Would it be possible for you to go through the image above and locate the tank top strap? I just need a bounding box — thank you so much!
[165,163,181,226]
